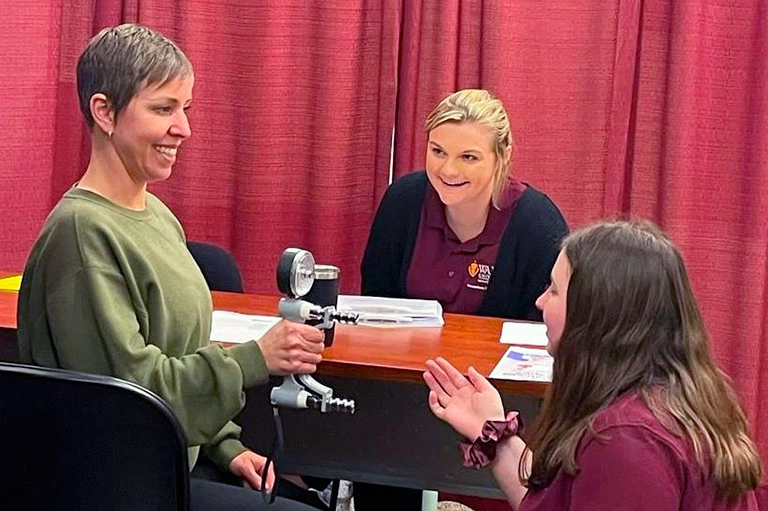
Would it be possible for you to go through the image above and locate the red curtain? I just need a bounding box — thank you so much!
[1,0,767,468]
[625,0,768,462]
[0,1,148,270]
[395,0,768,464]
[0,1,73,269]
[147,0,400,294]
[1,0,399,294]
[395,0,626,225]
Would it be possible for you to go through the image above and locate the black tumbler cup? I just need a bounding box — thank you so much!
[303,265,340,347]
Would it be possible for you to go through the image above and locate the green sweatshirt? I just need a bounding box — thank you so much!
[17,187,270,471]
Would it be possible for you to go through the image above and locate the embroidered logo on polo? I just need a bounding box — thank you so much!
[467,259,493,290]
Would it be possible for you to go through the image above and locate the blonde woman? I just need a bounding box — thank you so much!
[358,90,567,510]
[362,89,567,321]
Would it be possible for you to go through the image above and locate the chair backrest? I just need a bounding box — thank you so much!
[0,362,189,511]
[187,241,244,293]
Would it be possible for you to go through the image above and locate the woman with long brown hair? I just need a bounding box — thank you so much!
[424,220,764,510]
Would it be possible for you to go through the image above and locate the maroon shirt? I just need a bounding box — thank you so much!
[520,393,761,511]
[406,178,526,314]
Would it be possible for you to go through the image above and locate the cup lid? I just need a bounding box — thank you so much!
[313,264,340,279]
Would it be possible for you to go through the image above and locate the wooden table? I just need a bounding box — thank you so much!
[0,280,546,497]
[214,292,546,396]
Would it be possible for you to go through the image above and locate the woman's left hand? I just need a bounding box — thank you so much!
[229,449,276,492]
[423,357,505,440]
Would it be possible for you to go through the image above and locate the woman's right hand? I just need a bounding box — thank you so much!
[256,320,325,375]
[423,357,506,440]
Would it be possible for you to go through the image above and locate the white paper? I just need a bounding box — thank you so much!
[489,346,553,382]
[499,321,548,347]
[210,310,281,344]
[336,295,444,327]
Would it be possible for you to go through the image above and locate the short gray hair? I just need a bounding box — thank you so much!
[77,23,193,127]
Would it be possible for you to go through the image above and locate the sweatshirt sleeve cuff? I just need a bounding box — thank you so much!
[207,437,248,472]
[227,341,270,388]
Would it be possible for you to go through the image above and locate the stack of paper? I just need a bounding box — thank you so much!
[499,321,548,347]
[489,346,553,382]
[336,295,444,327]
[210,310,281,344]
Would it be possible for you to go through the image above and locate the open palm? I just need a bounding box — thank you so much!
[423,357,505,440]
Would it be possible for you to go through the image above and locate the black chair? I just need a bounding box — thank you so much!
[0,362,189,511]
[187,241,244,293]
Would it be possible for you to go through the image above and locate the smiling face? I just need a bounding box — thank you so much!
[425,121,497,212]
[110,75,193,185]
[536,250,571,355]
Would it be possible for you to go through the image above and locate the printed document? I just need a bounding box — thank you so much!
[489,346,553,382]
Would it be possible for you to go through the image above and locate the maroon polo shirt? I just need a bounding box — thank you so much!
[520,392,762,511]
[405,177,526,314]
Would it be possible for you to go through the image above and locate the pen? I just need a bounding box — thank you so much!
[358,314,414,325]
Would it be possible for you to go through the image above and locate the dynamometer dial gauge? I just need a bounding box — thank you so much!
[276,248,316,298]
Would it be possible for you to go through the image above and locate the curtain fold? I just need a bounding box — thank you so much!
[624,0,768,458]
[603,0,642,214]
[394,0,768,463]
[394,0,623,230]
[0,0,766,463]
[145,0,400,294]
[2,0,399,294]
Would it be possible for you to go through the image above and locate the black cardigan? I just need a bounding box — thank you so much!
[361,171,568,321]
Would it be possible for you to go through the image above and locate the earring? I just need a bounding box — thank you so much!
[108,130,113,139]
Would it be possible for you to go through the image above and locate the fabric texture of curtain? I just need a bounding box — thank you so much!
[394,0,768,471]
[1,0,399,294]
[0,0,766,480]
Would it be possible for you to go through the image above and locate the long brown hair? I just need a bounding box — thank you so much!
[522,221,761,501]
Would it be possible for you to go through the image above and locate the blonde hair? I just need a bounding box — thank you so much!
[424,89,513,209]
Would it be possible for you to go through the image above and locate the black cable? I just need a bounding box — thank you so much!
[261,406,284,505]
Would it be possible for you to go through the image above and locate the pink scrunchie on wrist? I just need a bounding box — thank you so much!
[459,411,520,469]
